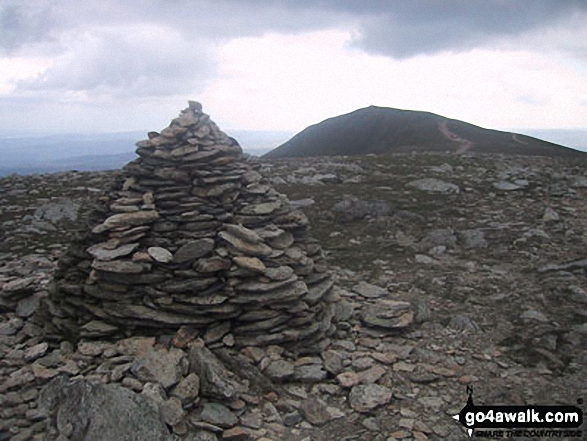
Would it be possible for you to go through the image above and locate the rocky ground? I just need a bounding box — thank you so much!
[1,151,586,440]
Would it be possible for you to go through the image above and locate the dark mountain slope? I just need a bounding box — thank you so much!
[264,106,584,158]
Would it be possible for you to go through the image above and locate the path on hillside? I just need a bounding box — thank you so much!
[438,120,473,153]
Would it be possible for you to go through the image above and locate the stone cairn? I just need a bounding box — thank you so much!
[45,101,337,354]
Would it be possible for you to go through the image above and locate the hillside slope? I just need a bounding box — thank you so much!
[264,106,584,158]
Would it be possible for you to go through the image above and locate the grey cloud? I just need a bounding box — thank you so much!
[0,1,55,54]
[343,0,587,58]
[16,25,216,98]
[3,0,587,102]
[3,0,585,58]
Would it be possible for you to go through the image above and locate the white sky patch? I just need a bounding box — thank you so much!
[203,29,587,132]
[0,57,51,94]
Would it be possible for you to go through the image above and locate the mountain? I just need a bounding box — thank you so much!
[263,106,585,159]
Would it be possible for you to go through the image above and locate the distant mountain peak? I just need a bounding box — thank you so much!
[263,107,584,159]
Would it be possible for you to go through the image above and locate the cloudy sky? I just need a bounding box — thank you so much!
[1,0,587,136]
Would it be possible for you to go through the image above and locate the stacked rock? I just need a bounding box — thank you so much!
[46,101,336,353]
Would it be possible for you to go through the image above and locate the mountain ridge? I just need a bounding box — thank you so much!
[264,106,585,158]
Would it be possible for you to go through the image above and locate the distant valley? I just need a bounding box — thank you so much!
[0,130,293,176]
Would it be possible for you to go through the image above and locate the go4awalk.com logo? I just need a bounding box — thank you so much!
[452,386,583,438]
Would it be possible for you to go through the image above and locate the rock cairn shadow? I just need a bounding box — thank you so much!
[44,101,337,354]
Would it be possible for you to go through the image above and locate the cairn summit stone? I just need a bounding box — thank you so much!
[46,101,337,353]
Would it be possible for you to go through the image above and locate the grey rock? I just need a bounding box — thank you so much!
[361,300,414,330]
[185,431,218,441]
[459,229,488,249]
[265,359,295,381]
[34,198,79,222]
[141,382,168,404]
[39,376,171,441]
[174,239,215,263]
[131,346,185,389]
[16,293,42,318]
[568,285,587,304]
[300,396,331,426]
[407,178,459,193]
[543,207,560,222]
[218,229,273,257]
[420,228,457,249]
[493,181,522,191]
[92,210,159,233]
[189,345,245,400]
[447,314,482,333]
[147,247,173,263]
[519,309,549,323]
[322,350,343,375]
[200,402,238,429]
[87,242,139,261]
[333,195,392,221]
[293,364,327,383]
[160,397,185,426]
[352,281,388,299]
[349,384,392,413]
[170,373,200,405]
[92,259,147,274]
[24,342,49,362]
[0,317,24,336]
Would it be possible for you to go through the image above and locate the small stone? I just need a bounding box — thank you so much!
[0,317,24,336]
[293,364,327,383]
[131,346,185,389]
[349,384,392,413]
[77,341,112,356]
[232,256,267,273]
[141,382,168,404]
[172,326,199,348]
[265,360,294,382]
[492,181,522,191]
[24,343,49,362]
[87,242,138,261]
[174,239,215,263]
[92,210,159,233]
[300,396,331,426]
[241,347,265,363]
[336,371,360,388]
[32,363,59,380]
[121,377,144,392]
[161,397,185,426]
[352,281,388,299]
[116,336,156,356]
[147,246,173,263]
[240,410,264,429]
[519,309,549,323]
[407,178,459,193]
[222,427,250,440]
[170,373,200,405]
[201,402,238,429]
[358,365,387,384]
[322,350,343,375]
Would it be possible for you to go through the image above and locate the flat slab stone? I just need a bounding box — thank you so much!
[148,246,173,263]
[232,256,266,273]
[87,242,139,261]
[92,260,147,274]
[93,210,159,233]
[174,239,215,263]
[352,281,388,299]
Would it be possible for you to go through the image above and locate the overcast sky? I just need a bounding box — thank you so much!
[1,0,586,136]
